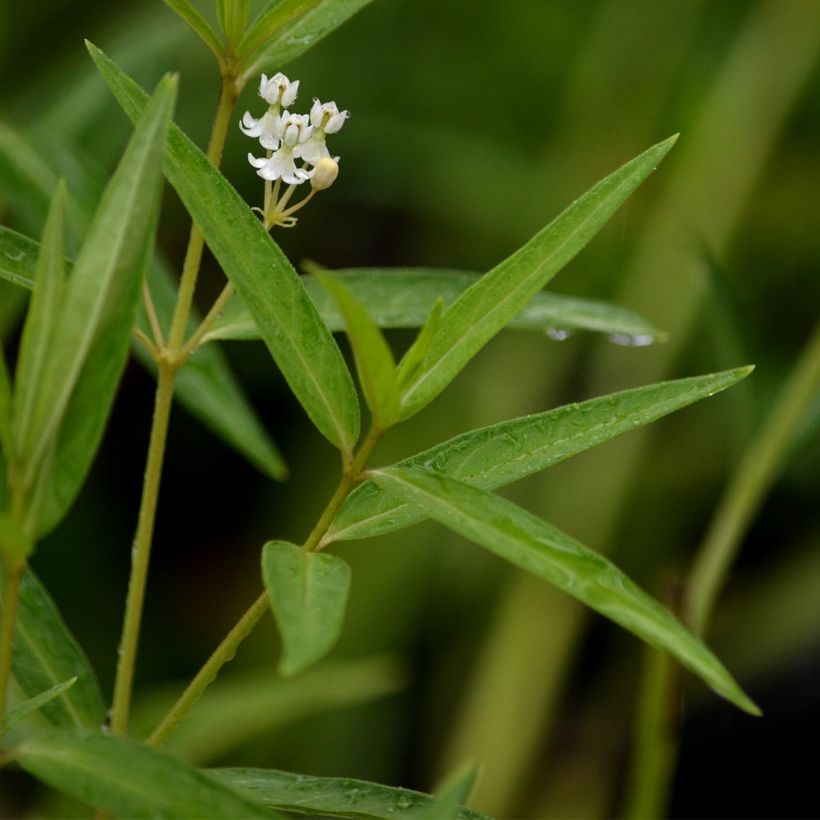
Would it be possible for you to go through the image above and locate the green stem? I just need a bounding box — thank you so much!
[166,75,237,352]
[0,556,24,737]
[146,424,383,747]
[686,318,820,635]
[110,363,176,736]
[108,73,239,737]
[624,318,820,818]
[623,640,681,819]
[179,282,235,357]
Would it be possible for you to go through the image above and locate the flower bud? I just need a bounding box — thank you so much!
[310,157,339,191]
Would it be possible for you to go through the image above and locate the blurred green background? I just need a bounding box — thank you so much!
[1,1,819,817]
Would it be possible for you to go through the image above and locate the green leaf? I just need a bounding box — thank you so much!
[210,767,490,820]
[0,564,105,729]
[414,761,481,820]
[200,268,662,344]
[237,0,374,82]
[396,297,444,392]
[325,368,752,545]
[0,677,76,734]
[217,0,250,49]
[11,182,67,465]
[316,271,400,429]
[262,540,351,676]
[0,226,45,291]
[0,227,287,482]
[139,260,288,481]
[162,0,225,60]
[0,345,11,463]
[17,76,176,536]
[398,136,678,420]
[15,730,271,819]
[88,43,361,457]
[370,466,760,716]
[134,656,406,764]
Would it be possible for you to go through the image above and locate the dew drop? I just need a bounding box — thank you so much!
[546,327,573,341]
[608,333,655,347]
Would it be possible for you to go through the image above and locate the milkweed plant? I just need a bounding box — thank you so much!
[0,0,767,817]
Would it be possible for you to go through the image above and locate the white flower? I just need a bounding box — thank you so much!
[297,99,349,165]
[309,99,348,134]
[247,112,313,185]
[238,110,281,150]
[258,72,299,107]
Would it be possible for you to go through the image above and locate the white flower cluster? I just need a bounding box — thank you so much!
[241,72,348,187]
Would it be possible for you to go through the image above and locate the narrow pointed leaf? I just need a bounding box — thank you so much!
[18,76,176,535]
[317,271,400,428]
[210,767,490,820]
[12,181,67,458]
[0,227,287,481]
[398,136,678,419]
[201,268,662,344]
[396,297,444,391]
[88,43,361,457]
[0,563,105,729]
[370,466,760,716]
[237,0,374,82]
[15,730,271,819]
[415,761,481,820]
[262,540,351,676]
[162,0,225,60]
[325,368,752,545]
[217,0,250,48]
[0,347,10,461]
[0,677,76,733]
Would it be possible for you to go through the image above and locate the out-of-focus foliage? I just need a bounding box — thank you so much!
[1,1,819,818]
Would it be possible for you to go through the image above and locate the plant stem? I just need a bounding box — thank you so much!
[0,557,24,737]
[146,424,383,747]
[166,75,237,352]
[623,319,820,817]
[686,318,820,635]
[110,363,176,736]
[108,73,239,737]
[142,280,166,348]
[179,282,235,357]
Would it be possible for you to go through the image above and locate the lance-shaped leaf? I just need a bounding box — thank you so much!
[88,43,361,458]
[12,182,67,460]
[162,0,225,60]
[370,466,760,716]
[415,761,481,820]
[396,297,444,391]
[325,368,752,545]
[200,268,662,344]
[398,136,678,420]
[15,730,272,819]
[0,226,287,482]
[0,563,105,729]
[210,767,490,820]
[316,271,400,429]
[217,0,250,49]
[0,346,10,462]
[0,678,76,734]
[236,0,374,83]
[16,76,176,536]
[262,540,351,676]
